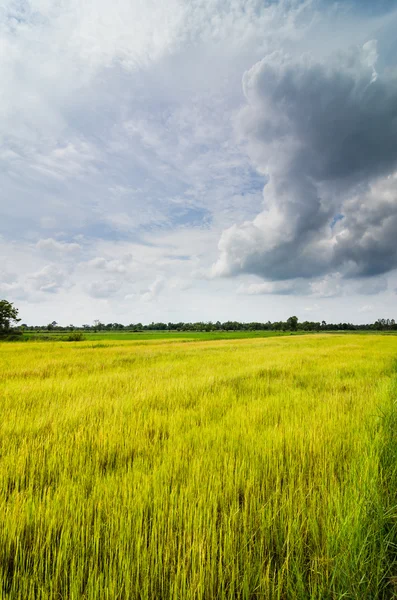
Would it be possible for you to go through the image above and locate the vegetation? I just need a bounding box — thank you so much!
[20,317,397,334]
[0,295,392,337]
[1,334,397,598]
[0,299,20,336]
[21,330,296,343]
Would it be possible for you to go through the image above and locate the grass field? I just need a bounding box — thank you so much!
[1,334,397,599]
[22,330,294,342]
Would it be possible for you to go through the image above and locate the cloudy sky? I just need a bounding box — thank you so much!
[1,0,397,325]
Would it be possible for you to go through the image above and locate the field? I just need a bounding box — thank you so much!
[1,334,397,599]
[22,330,294,342]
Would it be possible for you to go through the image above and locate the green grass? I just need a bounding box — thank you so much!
[21,330,295,342]
[19,330,397,344]
[1,334,397,598]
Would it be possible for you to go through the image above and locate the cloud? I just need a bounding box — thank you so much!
[141,277,165,302]
[29,265,67,293]
[237,279,309,295]
[0,270,16,284]
[87,279,122,298]
[309,274,344,298]
[36,238,81,254]
[0,270,28,300]
[213,41,397,282]
[332,174,397,277]
[31,142,100,181]
[237,272,389,298]
[1,1,397,324]
[87,255,133,274]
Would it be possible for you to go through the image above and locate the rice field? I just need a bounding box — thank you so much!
[1,334,397,599]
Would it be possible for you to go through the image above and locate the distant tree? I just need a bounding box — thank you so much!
[0,300,21,335]
[286,316,298,331]
[374,319,385,331]
[93,319,104,332]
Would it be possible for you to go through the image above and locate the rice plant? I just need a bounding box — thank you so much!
[0,334,396,599]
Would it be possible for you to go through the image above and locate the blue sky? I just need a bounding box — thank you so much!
[1,0,397,325]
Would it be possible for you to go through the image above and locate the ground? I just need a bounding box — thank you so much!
[1,334,396,599]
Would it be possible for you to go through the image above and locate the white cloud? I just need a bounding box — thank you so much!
[238,279,309,295]
[87,255,133,274]
[36,238,81,254]
[29,265,67,293]
[309,274,344,298]
[141,277,165,302]
[31,142,100,181]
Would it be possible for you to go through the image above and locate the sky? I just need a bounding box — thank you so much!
[1,0,397,326]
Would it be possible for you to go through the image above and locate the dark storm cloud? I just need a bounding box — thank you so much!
[242,45,397,183]
[213,41,397,283]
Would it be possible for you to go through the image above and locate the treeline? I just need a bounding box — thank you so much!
[22,317,397,333]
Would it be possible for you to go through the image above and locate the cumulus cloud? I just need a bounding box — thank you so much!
[333,174,397,277]
[29,265,67,293]
[213,41,397,285]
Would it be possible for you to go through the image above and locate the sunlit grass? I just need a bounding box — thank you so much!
[0,335,397,599]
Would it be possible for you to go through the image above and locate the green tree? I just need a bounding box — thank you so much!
[286,315,298,331]
[0,300,21,335]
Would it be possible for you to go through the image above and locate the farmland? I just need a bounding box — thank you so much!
[1,334,397,599]
[21,329,294,342]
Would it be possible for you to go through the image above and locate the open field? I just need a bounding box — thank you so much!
[1,334,397,599]
[21,330,295,342]
[18,329,397,343]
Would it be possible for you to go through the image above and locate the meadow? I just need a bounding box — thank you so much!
[1,334,397,599]
[21,330,294,342]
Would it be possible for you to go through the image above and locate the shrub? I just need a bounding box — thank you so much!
[65,332,86,342]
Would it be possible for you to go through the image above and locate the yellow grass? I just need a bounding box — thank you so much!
[0,334,397,599]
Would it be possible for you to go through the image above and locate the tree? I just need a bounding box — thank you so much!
[286,315,298,331]
[0,300,21,335]
[93,319,104,332]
